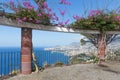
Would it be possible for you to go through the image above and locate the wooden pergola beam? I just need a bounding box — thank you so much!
[0,17,120,34]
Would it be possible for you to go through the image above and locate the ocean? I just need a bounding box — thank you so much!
[0,47,70,76]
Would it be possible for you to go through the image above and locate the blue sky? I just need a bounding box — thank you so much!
[0,0,120,47]
[0,26,82,47]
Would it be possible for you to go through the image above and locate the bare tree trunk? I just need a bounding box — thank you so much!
[21,28,32,74]
[32,53,39,73]
[98,33,106,62]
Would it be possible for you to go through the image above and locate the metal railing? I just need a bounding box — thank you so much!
[32,50,71,69]
[0,51,21,80]
[0,49,71,79]
[0,49,102,79]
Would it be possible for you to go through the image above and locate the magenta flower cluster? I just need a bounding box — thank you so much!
[57,0,71,26]
[58,8,66,16]
[89,10,102,17]
[114,15,120,21]
[23,1,34,10]
[72,10,102,21]
[60,0,71,5]
[4,0,72,26]
[58,19,69,26]
[5,0,61,25]
[73,15,81,20]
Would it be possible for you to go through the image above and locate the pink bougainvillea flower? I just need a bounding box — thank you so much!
[49,12,58,21]
[35,20,41,24]
[22,17,27,21]
[59,8,66,16]
[53,13,57,17]
[119,10,120,13]
[9,0,16,10]
[38,14,42,17]
[53,13,56,16]
[60,0,66,4]
[23,1,31,7]
[51,16,59,21]
[73,15,81,20]
[48,13,52,17]
[47,7,52,12]
[61,11,66,16]
[23,1,34,10]
[64,19,69,25]
[60,0,71,5]
[37,2,40,6]
[43,2,48,8]
[31,6,34,9]
[17,18,23,23]
[9,0,14,5]
[42,12,46,15]
[29,18,33,21]
[117,10,120,13]
[64,1,71,5]
[36,10,39,13]
[89,10,102,16]
[52,15,59,21]
[114,16,120,21]
[27,6,32,10]
[55,16,59,21]
[15,9,20,13]
[58,22,63,26]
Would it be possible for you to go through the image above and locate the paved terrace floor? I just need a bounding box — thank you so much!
[7,61,120,80]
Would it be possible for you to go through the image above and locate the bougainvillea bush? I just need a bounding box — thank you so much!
[72,10,120,32]
[2,0,58,25]
[0,0,71,26]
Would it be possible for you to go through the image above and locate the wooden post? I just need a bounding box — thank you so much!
[21,28,32,74]
[98,33,106,61]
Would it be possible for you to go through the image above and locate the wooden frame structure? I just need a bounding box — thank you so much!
[0,17,120,74]
[0,17,120,34]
